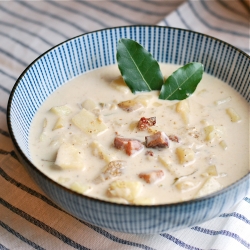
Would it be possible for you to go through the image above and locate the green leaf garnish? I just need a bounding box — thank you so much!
[159,62,204,100]
[116,39,204,100]
[116,38,164,93]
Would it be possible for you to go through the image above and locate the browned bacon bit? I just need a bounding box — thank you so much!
[137,117,156,131]
[114,137,144,156]
[145,131,170,148]
[125,140,144,156]
[114,137,130,149]
[168,135,179,143]
[139,170,164,184]
[145,150,154,156]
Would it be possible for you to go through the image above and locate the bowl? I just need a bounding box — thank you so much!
[7,25,250,234]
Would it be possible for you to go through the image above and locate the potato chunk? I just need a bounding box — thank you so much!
[226,108,241,122]
[91,141,114,163]
[118,99,143,112]
[195,177,221,198]
[134,197,155,205]
[107,180,142,202]
[53,117,64,130]
[175,181,195,191]
[81,99,97,111]
[204,125,223,141]
[206,165,218,176]
[72,108,107,135]
[158,156,179,177]
[176,99,190,124]
[134,95,152,107]
[55,143,84,169]
[176,147,195,164]
[70,182,90,194]
[110,76,129,94]
[50,105,71,116]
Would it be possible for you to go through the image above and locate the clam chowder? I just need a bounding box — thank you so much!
[29,64,249,205]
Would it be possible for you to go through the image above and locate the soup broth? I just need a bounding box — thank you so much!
[29,64,249,205]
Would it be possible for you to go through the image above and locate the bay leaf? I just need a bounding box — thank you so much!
[159,62,204,100]
[116,38,164,93]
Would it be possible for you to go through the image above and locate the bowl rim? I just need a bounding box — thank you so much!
[7,25,250,208]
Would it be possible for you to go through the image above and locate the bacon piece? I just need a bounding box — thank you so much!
[168,135,179,143]
[137,117,156,131]
[114,137,143,156]
[125,140,144,156]
[139,170,164,184]
[145,131,170,148]
[114,137,130,149]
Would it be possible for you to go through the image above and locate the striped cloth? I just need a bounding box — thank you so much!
[0,1,249,249]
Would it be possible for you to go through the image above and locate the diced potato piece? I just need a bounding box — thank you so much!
[214,96,231,105]
[91,141,114,163]
[158,155,172,169]
[176,99,190,124]
[55,143,84,169]
[134,197,155,205]
[70,182,90,194]
[226,108,241,122]
[204,125,224,141]
[81,99,97,111]
[72,108,107,135]
[53,117,64,130]
[206,165,218,176]
[176,147,195,164]
[158,155,196,178]
[219,140,227,150]
[195,177,221,198]
[158,156,179,177]
[50,105,71,116]
[134,95,152,107]
[57,177,70,184]
[118,99,143,112]
[175,181,195,191]
[110,76,130,94]
[107,180,142,202]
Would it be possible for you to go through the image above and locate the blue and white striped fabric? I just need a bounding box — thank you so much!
[0,1,249,250]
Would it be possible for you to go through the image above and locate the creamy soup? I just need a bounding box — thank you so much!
[29,64,249,205]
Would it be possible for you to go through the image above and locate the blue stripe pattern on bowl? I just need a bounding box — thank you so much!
[8,26,250,233]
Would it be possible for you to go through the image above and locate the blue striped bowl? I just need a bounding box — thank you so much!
[7,26,250,234]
